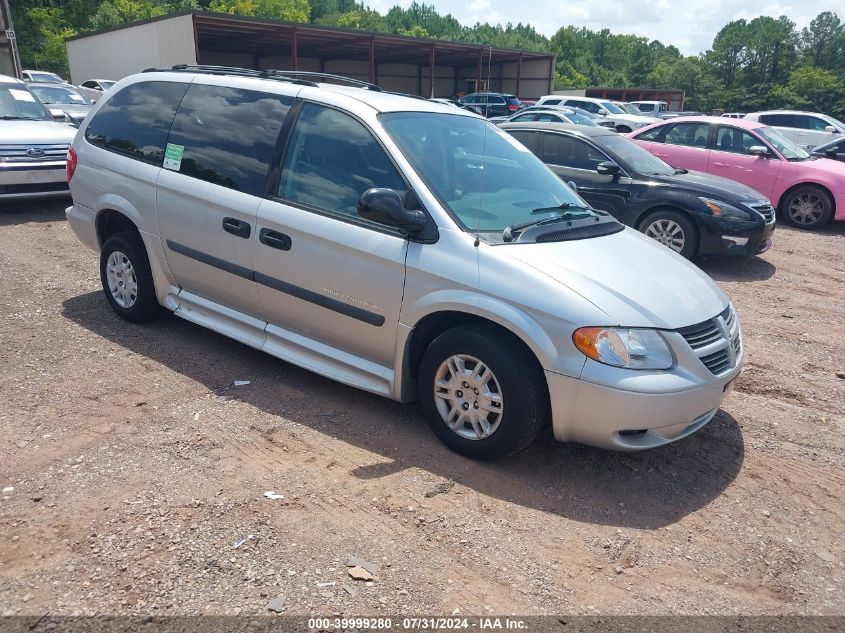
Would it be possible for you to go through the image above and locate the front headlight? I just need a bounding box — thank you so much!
[700,197,753,221]
[573,327,673,370]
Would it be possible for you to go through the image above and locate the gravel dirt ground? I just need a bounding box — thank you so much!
[0,200,843,618]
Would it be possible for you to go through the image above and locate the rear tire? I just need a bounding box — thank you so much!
[780,186,833,230]
[418,324,547,460]
[639,209,698,259]
[100,231,163,322]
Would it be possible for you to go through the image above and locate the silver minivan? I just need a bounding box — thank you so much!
[66,67,743,460]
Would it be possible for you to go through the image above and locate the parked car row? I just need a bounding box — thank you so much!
[628,117,845,229]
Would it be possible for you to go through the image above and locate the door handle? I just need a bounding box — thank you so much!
[222,217,251,239]
[259,228,291,251]
[712,162,731,167]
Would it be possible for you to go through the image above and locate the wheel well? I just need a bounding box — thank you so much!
[405,311,548,395]
[96,209,138,247]
[635,205,697,231]
[776,182,835,216]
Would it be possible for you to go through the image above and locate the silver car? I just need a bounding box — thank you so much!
[28,82,93,126]
[65,67,743,459]
[0,74,77,200]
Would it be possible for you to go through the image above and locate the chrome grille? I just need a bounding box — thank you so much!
[0,144,69,162]
[749,202,775,224]
[677,305,741,376]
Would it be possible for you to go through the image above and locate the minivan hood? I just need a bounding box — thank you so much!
[0,120,77,144]
[506,227,728,329]
[644,169,764,202]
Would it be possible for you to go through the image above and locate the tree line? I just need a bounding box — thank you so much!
[11,0,845,116]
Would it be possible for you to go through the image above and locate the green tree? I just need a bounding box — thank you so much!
[787,66,845,116]
[800,11,844,68]
[705,19,748,88]
[209,0,309,21]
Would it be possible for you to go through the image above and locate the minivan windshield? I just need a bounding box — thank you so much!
[756,126,811,160]
[0,84,51,120]
[381,112,597,240]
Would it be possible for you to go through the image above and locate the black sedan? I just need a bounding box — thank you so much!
[812,137,845,161]
[500,122,776,259]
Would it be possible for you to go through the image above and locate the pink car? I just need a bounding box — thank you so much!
[627,117,845,230]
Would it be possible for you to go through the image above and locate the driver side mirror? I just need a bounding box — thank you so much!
[748,145,770,158]
[596,161,621,177]
[824,125,837,134]
[825,147,839,157]
[567,180,578,192]
[357,188,427,234]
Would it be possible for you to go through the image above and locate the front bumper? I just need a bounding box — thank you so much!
[546,318,743,451]
[0,162,68,199]
[698,216,775,257]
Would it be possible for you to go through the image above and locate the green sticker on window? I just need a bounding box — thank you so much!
[163,143,184,171]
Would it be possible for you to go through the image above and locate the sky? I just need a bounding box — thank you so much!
[364,0,844,55]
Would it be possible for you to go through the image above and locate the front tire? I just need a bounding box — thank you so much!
[780,186,833,230]
[640,209,698,259]
[418,324,547,460]
[100,231,162,322]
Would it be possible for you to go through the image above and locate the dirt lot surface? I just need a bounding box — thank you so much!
[0,201,843,618]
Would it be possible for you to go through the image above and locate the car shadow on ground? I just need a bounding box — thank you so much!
[696,254,777,282]
[62,291,745,530]
[0,199,69,225]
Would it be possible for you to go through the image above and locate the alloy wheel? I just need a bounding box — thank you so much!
[644,218,686,253]
[788,193,824,225]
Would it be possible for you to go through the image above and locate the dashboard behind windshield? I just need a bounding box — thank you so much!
[0,85,51,120]
[380,112,595,240]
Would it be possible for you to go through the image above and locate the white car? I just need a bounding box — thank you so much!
[629,100,668,115]
[536,95,659,133]
[78,79,116,103]
[744,110,845,148]
[0,74,76,199]
[22,70,67,84]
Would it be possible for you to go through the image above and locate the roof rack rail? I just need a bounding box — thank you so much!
[263,70,382,91]
[142,65,319,87]
[144,66,382,92]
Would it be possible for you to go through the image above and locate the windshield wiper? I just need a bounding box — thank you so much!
[530,201,596,215]
[674,168,688,174]
[503,210,600,242]
[0,115,40,120]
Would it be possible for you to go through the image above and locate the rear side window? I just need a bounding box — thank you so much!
[664,122,710,148]
[634,125,667,142]
[165,84,292,196]
[543,98,561,105]
[84,81,188,164]
[759,113,794,128]
[637,103,654,112]
[507,130,539,154]
[542,133,606,170]
[278,103,406,218]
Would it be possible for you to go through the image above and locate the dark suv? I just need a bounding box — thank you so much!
[459,92,522,118]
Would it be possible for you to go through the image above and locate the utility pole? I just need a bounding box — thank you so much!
[0,0,23,78]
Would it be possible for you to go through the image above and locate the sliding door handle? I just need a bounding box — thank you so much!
[222,217,251,239]
[259,228,292,251]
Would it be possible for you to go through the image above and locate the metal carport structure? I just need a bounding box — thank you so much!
[66,11,555,99]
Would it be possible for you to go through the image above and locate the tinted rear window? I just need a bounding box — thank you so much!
[165,84,293,196]
[85,81,188,164]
